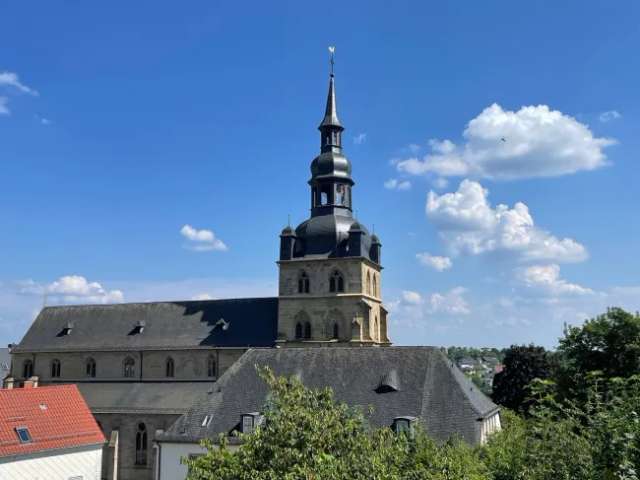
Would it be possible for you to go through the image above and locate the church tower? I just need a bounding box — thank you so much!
[276,56,391,346]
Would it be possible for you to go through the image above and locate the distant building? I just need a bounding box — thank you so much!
[0,381,105,480]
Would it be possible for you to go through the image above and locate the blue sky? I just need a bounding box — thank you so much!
[1,1,639,348]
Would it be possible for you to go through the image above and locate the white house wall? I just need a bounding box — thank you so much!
[158,442,207,480]
[0,445,102,480]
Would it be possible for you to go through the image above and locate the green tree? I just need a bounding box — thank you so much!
[184,366,489,480]
[491,344,553,413]
[556,307,640,401]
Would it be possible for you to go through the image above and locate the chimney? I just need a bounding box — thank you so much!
[24,376,39,389]
[3,376,14,389]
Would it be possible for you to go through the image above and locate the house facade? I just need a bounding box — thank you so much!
[0,382,105,480]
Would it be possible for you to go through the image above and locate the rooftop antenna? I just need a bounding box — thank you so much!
[328,46,335,76]
[42,292,48,309]
[287,213,291,227]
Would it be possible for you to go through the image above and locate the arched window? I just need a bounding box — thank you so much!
[366,272,371,295]
[298,271,310,294]
[329,270,344,293]
[165,357,175,378]
[333,323,339,339]
[23,360,33,379]
[295,322,303,340]
[207,355,216,378]
[135,423,147,465]
[304,322,312,340]
[86,358,96,378]
[50,359,61,378]
[123,357,135,378]
[373,274,378,297]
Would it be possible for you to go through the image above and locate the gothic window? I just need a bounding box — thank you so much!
[333,323,339,339]
[207,355,216,378]
[329,270,344,293]
[366,272,371,295]
[135,423,148,465]
[373,274,378,297]
[165,357,175,378]
[123,357,135,378]
[295,322,303,340]
[50,359,61,378]
[304,322,312,340]
[22,360,33,379]
[298,271,310,294]
[86,357,96,378]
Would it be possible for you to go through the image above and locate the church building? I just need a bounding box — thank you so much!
[6,60,499,480]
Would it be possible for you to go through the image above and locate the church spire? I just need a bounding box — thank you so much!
[318,47,344,153]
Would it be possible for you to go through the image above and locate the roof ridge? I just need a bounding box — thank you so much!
[41,296,279,310]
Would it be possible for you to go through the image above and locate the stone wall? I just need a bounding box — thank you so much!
[277,257,387,344]
[10,349,245,382]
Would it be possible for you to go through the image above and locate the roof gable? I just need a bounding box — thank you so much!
[0,384,105,458]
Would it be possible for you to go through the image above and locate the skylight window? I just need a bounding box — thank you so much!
[15,427,32,443]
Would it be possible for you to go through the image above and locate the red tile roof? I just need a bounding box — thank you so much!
[0,384,105,458]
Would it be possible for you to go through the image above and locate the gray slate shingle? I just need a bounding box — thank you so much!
[160,347,499,445]
[13,298,278,352]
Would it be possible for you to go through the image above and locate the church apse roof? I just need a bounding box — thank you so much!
[13,297,278,352]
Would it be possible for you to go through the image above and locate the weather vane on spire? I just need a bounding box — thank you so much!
[328,46,335,76]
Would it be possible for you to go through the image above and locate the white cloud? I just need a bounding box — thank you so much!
[19,275,124,305]
[47,275,124,303]
[0,97,9,115]
[191,293,214,300]
[396,104,615,180]
[519,264,594,296]
[599,110,621,123]
[426,179,588,263]
[384,178,411,191]
[180,224,228,252]
[427,287,471,315]
[401,290,423,304]
[416,253,452,272]
[353,132,367,145]
[0,72,38,96]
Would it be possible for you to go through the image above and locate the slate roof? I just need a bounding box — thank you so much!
[159,347,499,445]
[76,382,215,415]
[0,384,105,458]
[13,298,278,352]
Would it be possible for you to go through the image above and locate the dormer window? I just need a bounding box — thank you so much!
[240,413,263,435]
[298,271,310,294]
[329,270,344,293]
[131,320,145,335]
[392,416,417,437]
[58,322,73,336]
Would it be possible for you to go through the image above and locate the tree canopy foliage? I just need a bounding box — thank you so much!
[491,344,554,413]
